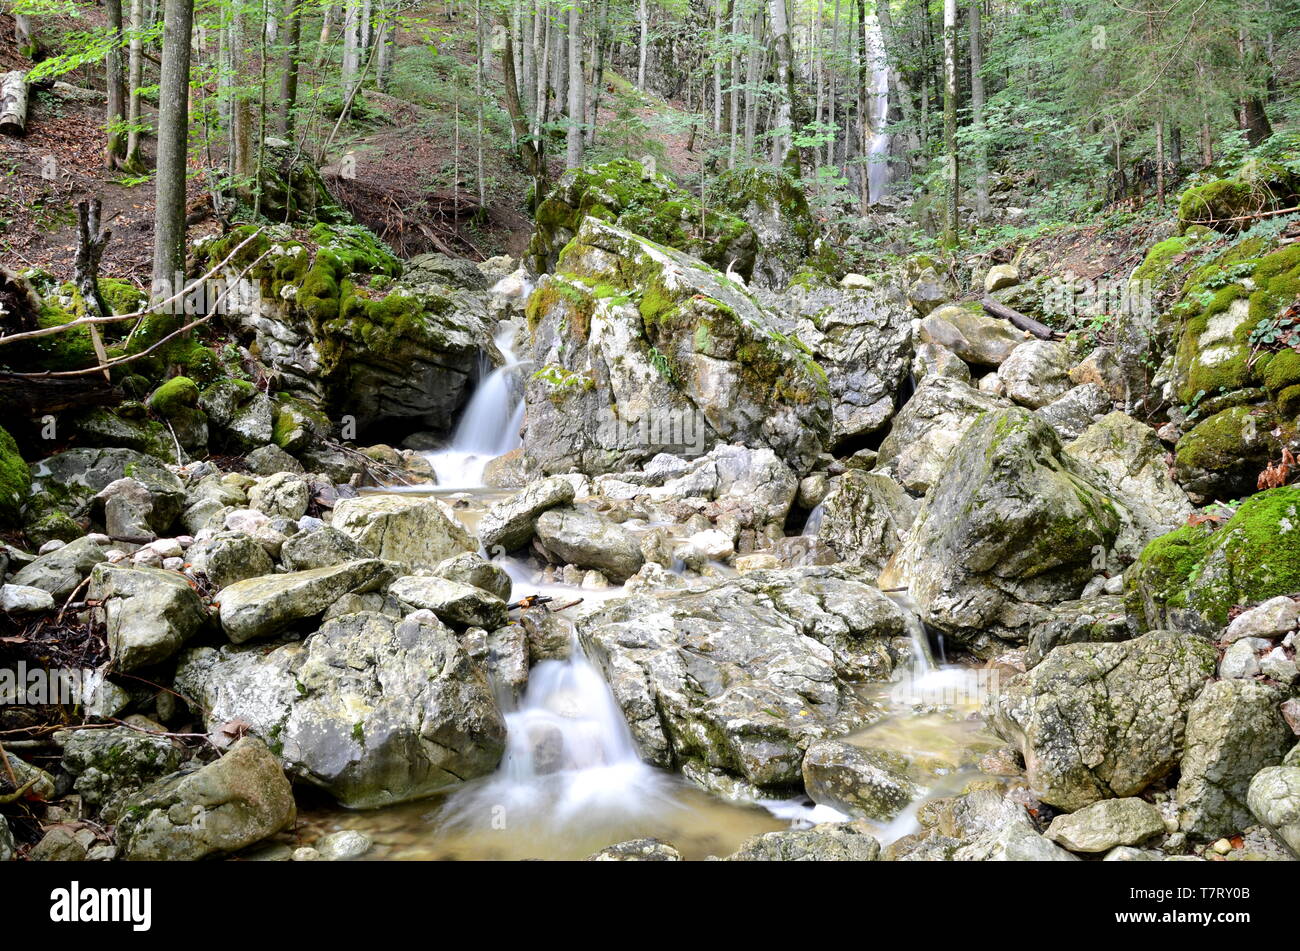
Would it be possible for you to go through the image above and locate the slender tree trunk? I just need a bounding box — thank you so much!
[277,0,302,135]
[151,0,193,295]
[743,7,761,157]
[969,0,987,219]
[940,0,958,246]
[565,1,584,169]
[14,13,34,56]
[728,0,739,166]
[105,0,128,168]
[342,1,361,93]
[315,3,336,67]
[637,0,649,90]
[375,1,393,92]
[768,0,797,171]
[499,8,546,195]
[125,0,146,168]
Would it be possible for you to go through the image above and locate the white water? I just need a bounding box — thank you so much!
[425,323,529,489]
[439,639,683,832]
[866,15,891,204]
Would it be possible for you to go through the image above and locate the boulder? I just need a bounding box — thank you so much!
[984,264,1020,293]
[247,473,310,520]
[187,531,275,590]
[1247,766,1300,857]
[1065,411,1191,532]
[786,282,913,445]
[985,629,1215,811]
[997,340,1072,408]
[534,506,644,583]
[175,611,506,808]
[477,475,575,552]
[332,494,474,570]
[11,535,108,599]
[522,217,830,477]
[704,165,823,289]
[894,409,1145,646]
[589,838,682,861]
[199,379,276,451]
[1044,798,1165,853]
[115,738,295,861]
[1126,486,1300,636]
[217,559,393,643]
[875,376,1010,494]
[0,583,54,613]
[59,726,185,821]
[578,566,908,792]
[725,822,881,861]
[912,342,971,383]
[433,552,513,602]
[1035,383,1112,440]
[278,526,367,572]
[25,447,183,534]
[816,470,917,574]
[801,739,919,821]
[90,564,209,671]
[1176,679,1292,840]
[1225,595,1299,642]
[388,575,509,629]
[918,304,1026,366]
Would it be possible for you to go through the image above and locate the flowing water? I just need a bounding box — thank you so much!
[425,323,529,490]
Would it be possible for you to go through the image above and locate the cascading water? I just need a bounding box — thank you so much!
[425,322,529,489]
[866,15,892,205]
[438,637,682,835]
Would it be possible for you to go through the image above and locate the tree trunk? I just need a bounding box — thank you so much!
[125,0,145,167]
[940,0,958,247]
[73,200,113,381]
[342,1,361,93]
[565,2,584,169]
[105,0,128,168]
[499,8,546,197]
[374,1,393,92]
[768,0,797,171]
[637,0,649,90]
[277,0,302,135]
[151,0,194,295]
[0,71,28,136]
[969,0,988,219]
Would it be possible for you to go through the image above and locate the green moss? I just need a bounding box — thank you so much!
[1177,178,1256,229]
[0,425,31,528]
[1259,348,1300,393]
[148,376,200,417]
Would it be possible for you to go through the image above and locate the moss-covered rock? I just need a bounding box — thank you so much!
[0,424,32,528]
[522,217,831,476]
[1126,485,1300,635]
[1173,404,1280,503]
[69,406,175,462]
[1177,164,1297,232]
[526,158,758,280]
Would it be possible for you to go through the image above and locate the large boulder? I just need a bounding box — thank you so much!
[24,447,183,535]
[534,505,644,583]
[217,559,393,643]
[894,408,1147,647]
[1176,679,1292,840]
[522,217,831,477]
[1065,411,1191,532]
[527,158,757,279]
[785,281,913,445]
[578,566,910,794]
[204,224,498,435]
[1126,485,1300,636]
[997,340,1073,408]
[89,564,210,671]
[59,726,186,821]
[175,611,506,808]
[115,737,296,861]
[875,376,1010,494]
[725,822,881,861]
[816,470,917,575]
[1247,766,1300,857]
[918,304,1026,367]
[704,165,825,289]
[187,531,275,590]
[801,739,918,821]
[985,629,1215,811]
[10,535,108,599]
[476,475,575,552]
[388,575,509,629]
[1044,798,1165,853]
[331,494,474,570]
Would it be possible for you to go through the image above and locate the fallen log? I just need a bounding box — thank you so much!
[0,372,121,417]
[979,295,1059,340]
[0,71,29,137]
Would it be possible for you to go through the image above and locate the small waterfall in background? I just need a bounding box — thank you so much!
[426,322,529,489]
[801,502,825,536]
[866,15,892,205]
[439,638,680,833]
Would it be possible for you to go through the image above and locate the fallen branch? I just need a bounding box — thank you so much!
[979,295,1059,340]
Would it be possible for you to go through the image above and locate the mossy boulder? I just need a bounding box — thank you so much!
[1126,485,1300,635]
[255,141,350,224]
[1177,166,1297,232]
[148,376,209,452]
[0,424,31,528]
[705,165,834,289]
[69,406,175,462]
[1173,404,1280,503]
[202,224,493,435]
[526,158,758,280]
[522,217,831,477]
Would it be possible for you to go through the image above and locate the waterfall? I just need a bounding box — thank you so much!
[866,15,891,205]
[425,323,529,489]
[439,638,680,831]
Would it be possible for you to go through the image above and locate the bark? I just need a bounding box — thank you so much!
[969,0,988,219]
[125,0,145,167]
[768,0,797,171]
[980,297,1057,340]
[151,0,194,293]
[73,200,113,381]
[637,0,649,90]
[499,9,546,194]
[105,0,129,167]
[0,71,28,136]
[277,0,302,135]
[565,1,584,169]
[940,0,958,247]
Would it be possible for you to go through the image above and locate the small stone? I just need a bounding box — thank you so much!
[1211,838,1233,855]
[984,264,1020,293]
[0,583,55,613]
[1044,797,1166,853]
[292,847,322,861]
[1219,638,1267,679]
[1225,596,1299,642]
[38,540,66,555]
[316,830,372,861]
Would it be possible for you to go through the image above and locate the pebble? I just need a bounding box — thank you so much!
[292,847,322,861]
[38,540,66,555]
